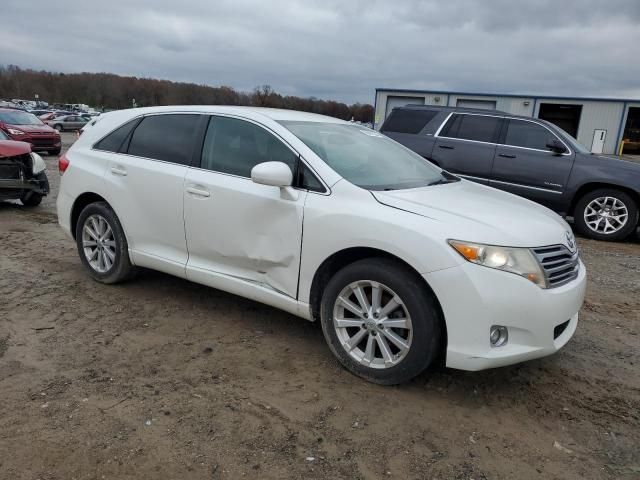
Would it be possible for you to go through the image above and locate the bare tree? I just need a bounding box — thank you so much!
[0,65,374,122]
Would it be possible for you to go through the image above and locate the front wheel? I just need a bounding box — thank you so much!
[574,189,638,241]
[75,201,137,284]
[53,124,63,132]
[20,191,42,207]
[320,258,442,385]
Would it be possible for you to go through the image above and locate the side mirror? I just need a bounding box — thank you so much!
[546,139,568,154]
[251,161,293,187]
[251,162,298,201]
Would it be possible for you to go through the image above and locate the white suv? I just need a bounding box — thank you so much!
[57,106,587,384]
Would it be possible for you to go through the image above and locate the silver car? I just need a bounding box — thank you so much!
[46,114,89,132]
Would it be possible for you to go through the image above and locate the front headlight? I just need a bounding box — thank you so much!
[30,152,47,174]
[7,128,25,135]
[449,240,547,288]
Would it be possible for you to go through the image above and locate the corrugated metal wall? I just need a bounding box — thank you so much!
[375,90,629,154]
[533,99,623,155]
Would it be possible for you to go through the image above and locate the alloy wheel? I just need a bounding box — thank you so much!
[82,214,116,273]
[333,280,413,369]
[584,196,629,235]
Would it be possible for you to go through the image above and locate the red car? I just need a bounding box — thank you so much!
[0,108,62,155]
[0,129,50,206]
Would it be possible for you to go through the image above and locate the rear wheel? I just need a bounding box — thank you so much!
[320,258,442,385]
[574,188,638,241]
[75,202,137,284]
[49,148,61,156]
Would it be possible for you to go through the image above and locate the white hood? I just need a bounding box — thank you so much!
[372,179,572,248]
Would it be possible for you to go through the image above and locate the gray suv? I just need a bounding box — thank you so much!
[381,106,640,241]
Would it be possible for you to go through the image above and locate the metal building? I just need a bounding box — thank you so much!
[374,89,640,155]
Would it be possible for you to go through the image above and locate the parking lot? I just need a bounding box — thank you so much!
[0,132,638,479]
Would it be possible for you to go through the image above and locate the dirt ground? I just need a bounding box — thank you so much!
[1,133,639,480]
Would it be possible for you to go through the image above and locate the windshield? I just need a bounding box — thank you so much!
[279,121,447,190]
[0,111,44,126]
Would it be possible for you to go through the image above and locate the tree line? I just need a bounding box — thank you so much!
[0,65,374,122]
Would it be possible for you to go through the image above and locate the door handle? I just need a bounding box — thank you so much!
[499,154,516,158]
[438,145,455,150]
[186,186,211,198]
[110,166,127,176]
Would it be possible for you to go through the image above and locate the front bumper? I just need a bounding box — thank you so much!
[425,259,586,371]
[0,171,50,199]
[9,133,61,152]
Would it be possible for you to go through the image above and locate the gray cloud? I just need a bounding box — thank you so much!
[1,0,639,103]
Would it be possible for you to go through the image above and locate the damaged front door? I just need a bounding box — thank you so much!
[183,115,306,299]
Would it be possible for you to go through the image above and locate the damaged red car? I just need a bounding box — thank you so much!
[0,129,50,206]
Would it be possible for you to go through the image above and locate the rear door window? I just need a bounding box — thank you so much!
[382,109,438,134]
[504,119,559,151]
[440,114,501,143]
[127,114,200,165]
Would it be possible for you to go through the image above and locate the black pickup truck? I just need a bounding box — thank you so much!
[381,105,640,241]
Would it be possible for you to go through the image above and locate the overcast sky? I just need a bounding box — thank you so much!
[2,0,639,104]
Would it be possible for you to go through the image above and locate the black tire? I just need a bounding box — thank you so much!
[75,201,137,284]
[53,124,63,132]
[49,148,61,156]
[573,188,638,241]
[20,191,42,207]
[320,258,442,385]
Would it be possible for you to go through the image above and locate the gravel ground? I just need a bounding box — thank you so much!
[1,132,639,479]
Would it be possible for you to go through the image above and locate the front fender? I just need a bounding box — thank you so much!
[297,182,462,304]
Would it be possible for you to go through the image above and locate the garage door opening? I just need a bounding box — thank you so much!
[538,103,582,138]
[385,96,425,120]
[621,107,640,154]
[456,99,497,110]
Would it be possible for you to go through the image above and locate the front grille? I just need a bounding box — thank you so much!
[0,164,21,179]
[532,244,580,288]
[0,153,32,179]
[30,138,56,146]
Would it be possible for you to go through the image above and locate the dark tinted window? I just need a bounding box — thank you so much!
[504,119,558,150]
[441,114,500,143]
[201,116,297,177]
[128,114,200,164]
[382,109,437,134]
[298,163,325,192]
[94,118,140,153]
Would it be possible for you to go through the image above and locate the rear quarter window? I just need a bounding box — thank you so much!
[94,118,141,153]
[382,109,438,134]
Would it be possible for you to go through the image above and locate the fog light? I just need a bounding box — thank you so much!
[490,325,508,347]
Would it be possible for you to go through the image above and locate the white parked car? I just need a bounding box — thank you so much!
[57,106,587,384]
